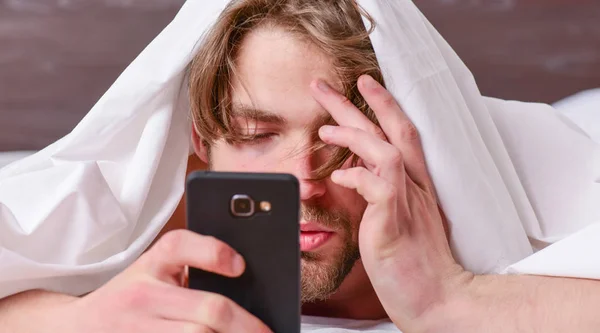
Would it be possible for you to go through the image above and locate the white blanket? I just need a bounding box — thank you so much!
[0,151,35,169]
[0,0,599,304]
[553,88,600,143]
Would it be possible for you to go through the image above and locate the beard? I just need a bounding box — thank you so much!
[300,205,360,304]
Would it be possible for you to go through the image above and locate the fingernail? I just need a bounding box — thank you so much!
[316,80,331,93]
[232,254,245,274]
[362,75,379,90]
[319,125,335,135]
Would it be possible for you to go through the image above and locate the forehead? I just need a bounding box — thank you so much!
[231,26,338,123]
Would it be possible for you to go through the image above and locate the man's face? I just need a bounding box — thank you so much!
[205,26,368,303]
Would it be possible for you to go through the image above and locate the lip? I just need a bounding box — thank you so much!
[300,221,334,251]
[300,221,334,232]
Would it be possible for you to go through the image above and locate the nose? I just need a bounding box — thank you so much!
[293,150,327,202]
[300,177,326,202]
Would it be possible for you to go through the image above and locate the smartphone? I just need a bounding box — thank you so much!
[186,171,301,333]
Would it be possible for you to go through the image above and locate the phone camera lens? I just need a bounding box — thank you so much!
[235,199,250,212]
[231,195,254,217]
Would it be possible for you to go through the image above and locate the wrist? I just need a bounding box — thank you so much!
[413,268,478,333]
[0,290,78,333]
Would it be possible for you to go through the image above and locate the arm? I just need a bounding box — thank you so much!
[426,274,600,333]
[0,290,76,333]
[309,74,600,333]
[0,230,271,333]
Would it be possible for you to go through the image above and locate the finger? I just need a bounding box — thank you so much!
[143,320,215,333]
[331,167,406,207]
[331,167,409,244]
[357,75,433,190]
[147,283,272,333]
[310,79,387,141]
[318,125,403,181]
[179,324,215,333]
[139,230,245,282]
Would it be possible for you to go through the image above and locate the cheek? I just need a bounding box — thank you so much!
[328,180,367,226]
[347,191,367,228]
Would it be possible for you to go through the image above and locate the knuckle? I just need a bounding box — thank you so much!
[122,280,153,308]
[134,250,154,270]
[183,324,213,333]
[355,167,372,187]
[337,126,350,137]
[354,167,369,178]
[381,183,398,203]
[157,229,185,258]
[372,126,387,140]
[202,294,234,324]
[387,150,404,167]
[339,95,355,109]
[345,128,361,144]
[400,121,420,141]
[382,95,398,109]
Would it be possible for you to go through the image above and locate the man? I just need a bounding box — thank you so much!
[1,0,600,332]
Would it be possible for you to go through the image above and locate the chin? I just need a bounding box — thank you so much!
[301,237,346,261]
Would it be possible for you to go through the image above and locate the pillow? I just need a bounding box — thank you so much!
[553,88,600,143]
[0,151,35,169]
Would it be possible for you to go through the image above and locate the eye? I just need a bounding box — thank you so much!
[239,132,278,145]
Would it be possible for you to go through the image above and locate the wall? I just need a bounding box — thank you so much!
[1,0,599,150]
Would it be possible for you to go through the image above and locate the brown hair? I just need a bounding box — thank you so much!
[188,0,385,179]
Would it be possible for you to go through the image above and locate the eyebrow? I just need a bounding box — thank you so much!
[230,104,287,126]
[308,112,334,133]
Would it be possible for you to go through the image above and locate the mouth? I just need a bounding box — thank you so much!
[300,221,335,252]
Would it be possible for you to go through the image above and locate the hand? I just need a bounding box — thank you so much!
[57,230,272,333]
[310,75,471,332]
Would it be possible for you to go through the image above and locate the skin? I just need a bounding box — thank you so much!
[196,25,600,333]
[3,24,600,333]
[198,26,385,319]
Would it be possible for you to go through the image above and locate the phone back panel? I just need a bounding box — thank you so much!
[186,171,300,333]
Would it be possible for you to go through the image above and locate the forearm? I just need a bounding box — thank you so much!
[427,274,600,333]
[0,290,77,333]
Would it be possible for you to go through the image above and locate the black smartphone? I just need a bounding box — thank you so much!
[186,171,301,333]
